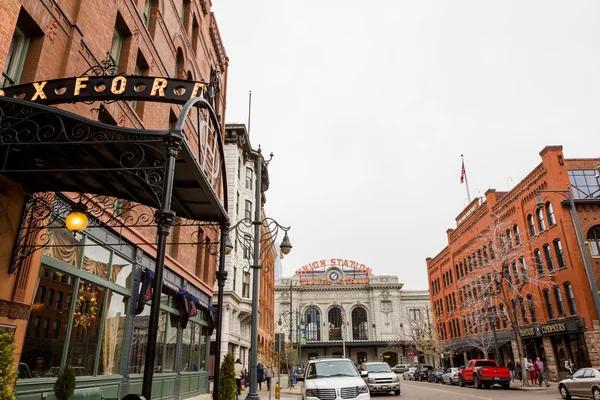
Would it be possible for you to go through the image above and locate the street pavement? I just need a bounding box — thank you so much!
[190,377,565,400]
[399,378,562,400]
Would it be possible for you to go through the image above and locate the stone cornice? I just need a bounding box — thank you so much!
[0,299,31,320]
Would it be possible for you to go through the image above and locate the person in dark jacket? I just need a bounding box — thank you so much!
[507,359,515,382]
[257,363,264,390]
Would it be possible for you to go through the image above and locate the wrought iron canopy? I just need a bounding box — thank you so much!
[0,96,227,222]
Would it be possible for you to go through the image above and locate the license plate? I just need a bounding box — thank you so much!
[495,377,500,380]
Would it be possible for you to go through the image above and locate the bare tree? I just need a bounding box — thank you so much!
[461,306,497,356]
[457,217,554,386]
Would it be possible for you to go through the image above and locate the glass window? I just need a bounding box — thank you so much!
[587,226,600,257]
[82,237,111,279]
[543,289,554,319]
[245,168,253,189]
[154,312,167,373]
[110,27,123,66]
[97,291,127,375]
[513,225,521,245]
[537,209,546,231]
[181,322,192,372]
[573,369,586,379]
[569,170,600,199]
[129,303,152,374]
[409,308,421,320]
[236,192,240,215]
[305,307,321,341]
[328,307,343,340]
[200,326,208,371]
[163,315,179,373]
[351,307,368,340]
[245,200,252,220]
[511,262,520,285]
[534,249,543,275]
[20,266,76,378]
[1,26,29,88]
[565,282,578,315]
[143,0,152,27]
[232,266,237,292]
[519,258,529,283]
[546,202,556,226]
[543,244,555,272]
[191,324,201,371]
[489,242,495,260]
[528,215,536,236]
[66,280,107,377]
[242,272,250,298]
[554,286,565,316]
[527,294,537,322]
[554,239,567,269]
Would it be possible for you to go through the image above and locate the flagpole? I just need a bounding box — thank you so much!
[461,154,472,203]
[342,309,346,358]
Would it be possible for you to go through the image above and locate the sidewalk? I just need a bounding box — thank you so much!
[186,381,301,400]
[510,379,557,391]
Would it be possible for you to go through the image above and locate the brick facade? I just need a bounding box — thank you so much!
[427,146,600,381]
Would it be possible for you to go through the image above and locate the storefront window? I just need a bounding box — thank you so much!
[111,253,133,288]
[82,238,111,279]
[164,315,179,373]
[182,323,192,372]
[155,312,166,372]
[200,326,208,371]
[129,303,153,374]
[190,324,201,371]
[66,280,107,376]
[98,291,128,375]
[20,266,77,378]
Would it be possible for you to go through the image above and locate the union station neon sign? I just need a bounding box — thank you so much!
[296,258,373,277]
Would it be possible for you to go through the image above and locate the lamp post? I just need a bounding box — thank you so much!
[536,187,600,321]
[223,148,292,400]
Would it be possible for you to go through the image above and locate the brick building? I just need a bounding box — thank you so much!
[426,145,600,381]
[0,0,230,398]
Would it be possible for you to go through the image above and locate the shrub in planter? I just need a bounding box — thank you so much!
[0,332,18,400]
[54,365,76,400]
[218,353,236,400]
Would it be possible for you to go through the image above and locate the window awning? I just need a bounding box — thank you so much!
[0,97,227,222]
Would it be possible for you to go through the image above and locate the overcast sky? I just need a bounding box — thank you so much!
[212,1,600,289]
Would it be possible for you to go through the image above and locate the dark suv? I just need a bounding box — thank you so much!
[415,365,434,381]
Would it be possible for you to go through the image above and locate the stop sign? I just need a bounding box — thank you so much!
[407,350,414,357]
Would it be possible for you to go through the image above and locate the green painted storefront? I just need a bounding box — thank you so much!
[15,224,212,400]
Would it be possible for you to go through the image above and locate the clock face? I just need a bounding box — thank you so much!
[330,271,340,281]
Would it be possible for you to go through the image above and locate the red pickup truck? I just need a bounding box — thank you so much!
[459,359,511,389]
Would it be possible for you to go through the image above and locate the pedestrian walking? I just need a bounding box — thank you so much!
[534,357,550,387]
[507,359,515,382]
[515,361,522,381]
[265,364,273,391]
[257,363,264,390]
[234,359,243,395]
[527,359,536,386]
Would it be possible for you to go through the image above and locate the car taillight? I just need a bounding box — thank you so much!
[454,373,458,377]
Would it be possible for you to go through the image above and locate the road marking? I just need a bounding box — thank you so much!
[402,384,493,400]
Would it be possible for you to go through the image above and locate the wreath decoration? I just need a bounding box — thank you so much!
[73,284,99,328]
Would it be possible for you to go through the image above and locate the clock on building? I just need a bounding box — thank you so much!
[329,271,340,281]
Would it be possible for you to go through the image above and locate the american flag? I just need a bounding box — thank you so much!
[460,159,466,184]
[341,309,346,330]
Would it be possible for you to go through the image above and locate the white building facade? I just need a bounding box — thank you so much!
[274,259,431,368]
[210,123,257,370]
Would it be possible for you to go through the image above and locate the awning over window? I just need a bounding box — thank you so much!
[0,97,227,222]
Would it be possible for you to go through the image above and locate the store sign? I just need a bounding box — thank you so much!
[541,322,566,335]
[0,76,211,106]
[296,258,372,276]
[300,278,370,286]
[520,325,541,338]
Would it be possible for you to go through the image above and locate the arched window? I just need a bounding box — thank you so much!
[536,208,546,231]
[546,202,556,226]
[305,307,321,341]
[459,261,464,278]
[527,214,536,236]
[352,307,368,340]
[488,241,495,260]
[328,307,343,340]
[587,225,600,256]
[175,47,185,79]
[506,229,513,249]
[513,224,521,245]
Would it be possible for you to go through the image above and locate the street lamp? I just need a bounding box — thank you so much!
[536,187,600,321]
[225,147,291,400]
[278,309,304,387]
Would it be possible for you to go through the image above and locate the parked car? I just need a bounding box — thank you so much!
[558,368,600,399]
[392,364,410,374]
[442,368,461,385]
[361,362,401,395]
[403,367,417,381]
[415,365,434,381]
[459,359,510,389]
[298,357,370,400]
[428,367,445,383]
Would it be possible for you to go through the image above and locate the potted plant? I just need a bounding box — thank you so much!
[0,332,18,400]
[53,365,76,400]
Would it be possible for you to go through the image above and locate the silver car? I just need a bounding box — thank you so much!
[558,368,600,399]
[403,367,417,381]
[441,368,461,385]
[361,362,401,395]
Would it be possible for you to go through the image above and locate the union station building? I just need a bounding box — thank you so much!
[274,259,430,367]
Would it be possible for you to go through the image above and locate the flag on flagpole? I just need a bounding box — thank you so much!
[341,309,346,330]
[460,159,466,184]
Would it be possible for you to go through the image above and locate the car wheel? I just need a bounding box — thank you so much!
[459,376,465,387]
[559,384,571,400]
[501,383,510,390]
[474,376,482,389]
[593,387,600,400]
[449,379,455,386]
[394,390,401,396]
